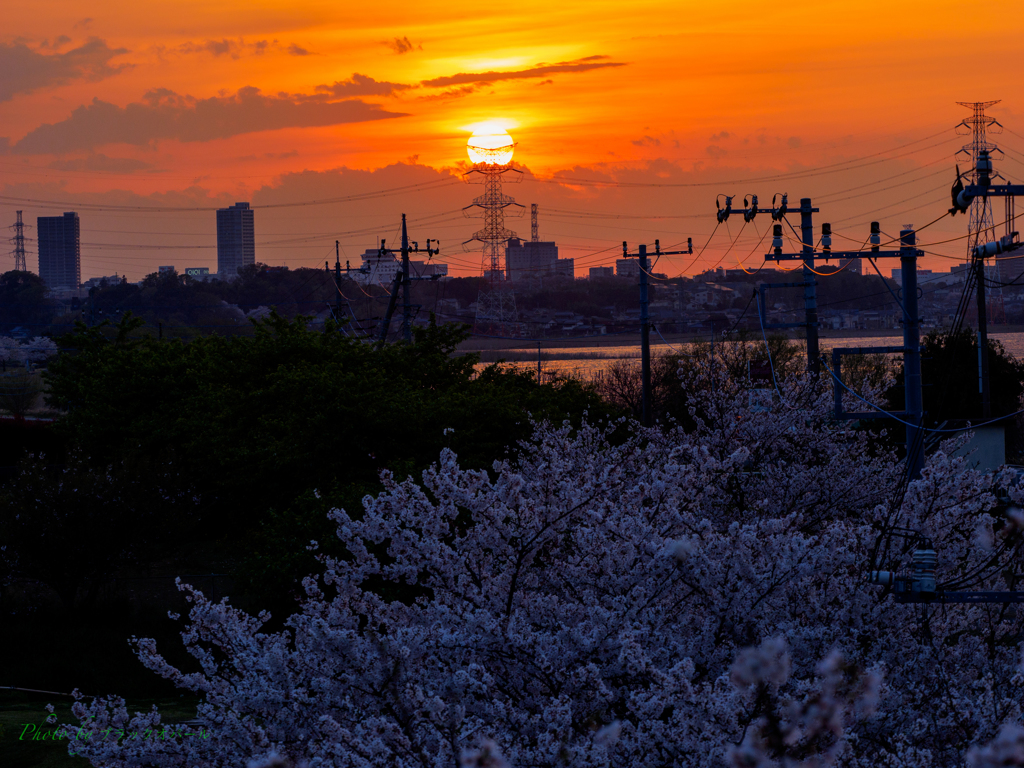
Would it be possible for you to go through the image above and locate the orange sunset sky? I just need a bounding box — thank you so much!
[2,0,1024,280]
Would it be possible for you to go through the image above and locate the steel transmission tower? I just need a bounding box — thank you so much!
[11,210,27,271]
[955,101,1003,416]
[531,203,539,242]
[464,130,523,332]
[956,101,1002,259]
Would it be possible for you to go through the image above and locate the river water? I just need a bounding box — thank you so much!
[471,332,1024,379]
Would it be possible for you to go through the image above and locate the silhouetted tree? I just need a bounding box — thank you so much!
[0,270,54,333]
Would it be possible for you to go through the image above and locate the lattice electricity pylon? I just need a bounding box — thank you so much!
[474,287,520,332]
[949,103,1022,417]
[463,137,524,331]
[955,101,1002,261]
[11,210,27,272]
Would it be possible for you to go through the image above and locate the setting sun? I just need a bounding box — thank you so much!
[466,125,515,165]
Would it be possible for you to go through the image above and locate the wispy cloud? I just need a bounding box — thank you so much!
[632,136,661,147]
[170,38,310,59]
[38,35,73,50]
[184,39,239,58]
[420,56,625,88]
[315,73,412,98]
[385,36,421,54]
[419,85,477,101]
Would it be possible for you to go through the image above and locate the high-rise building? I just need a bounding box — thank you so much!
[589,266,615,279]
[216,202,255,279]
[37,212,81,291]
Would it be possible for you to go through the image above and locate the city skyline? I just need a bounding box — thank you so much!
[2,2,1023,281]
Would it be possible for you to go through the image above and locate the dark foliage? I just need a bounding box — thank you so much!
[0,271,55,334]
[885,329,1024,425]
[0,451,193,612]
[40,313,617,607]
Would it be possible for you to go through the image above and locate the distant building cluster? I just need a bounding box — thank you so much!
[614,259,639,279]
[839,257,862,275]
[82,274,124,290]
[22,196,1024,338]
[353,248,449,285]
[153,266,212,280]
[30,203,247,294]
[505,238,573,282]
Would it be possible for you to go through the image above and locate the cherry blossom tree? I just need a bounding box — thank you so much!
[0,335,57,368]
[61,357,1024,767]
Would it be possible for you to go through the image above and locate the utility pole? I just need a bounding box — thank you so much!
[334,240,343,321]
[718,194,821,374]
[976,256,991,417]
[401,214,412,343]
[799,198,820,376]
[621,238,693,427]
[639,244,651,426]
[900,229,925,479]
[375,214,440,346]
[377,269,404,347]
[759,206,926,478]
[328,242,376,336]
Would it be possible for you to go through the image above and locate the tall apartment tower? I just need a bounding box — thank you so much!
[216,202,255,279]
[37,211,81,291]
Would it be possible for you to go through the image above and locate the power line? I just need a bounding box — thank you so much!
[526,132,957,189]
[0,178,462,214]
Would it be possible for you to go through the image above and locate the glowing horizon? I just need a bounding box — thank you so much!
[1,1,1022,279]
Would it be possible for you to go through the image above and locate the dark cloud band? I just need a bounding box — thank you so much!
[0,37,129,103]
[14,87,408,154]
